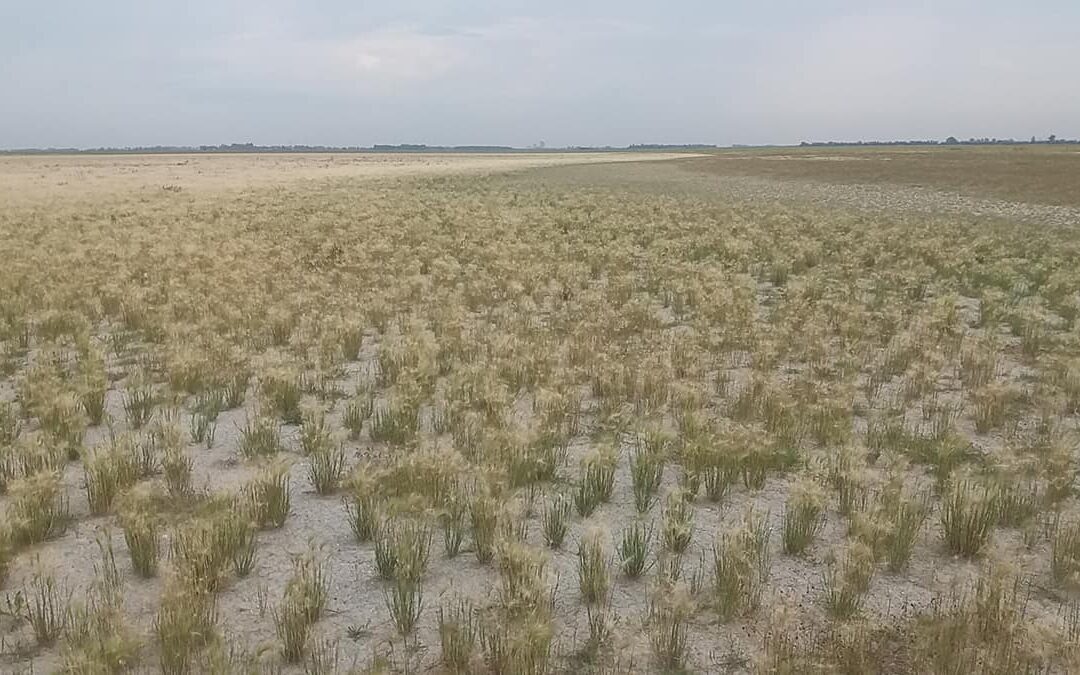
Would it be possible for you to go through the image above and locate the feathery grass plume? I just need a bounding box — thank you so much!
[827,444,869,517]
[479,612,554,675]
[238,411,284,459]
[630,440,664,514]
[368,395,419,445]
[385,571,424,639]
[119,496,161,577]
[470,492,499,563]
[299,408,332,456]
[918,562,1035,672]
[588,441,618,502]
[190,410,217,448]
[0,444,13,495]
[822,542,876,619]
[578,528,611,604]
[995,478,1040,528]
[882,489,932,572]
[941,480,998,557]
[225,514,258,577]
[307,441,346,495]
[711,532,763,621]
[161,441,193,500]
[1051,517,1080,585]
[79,373,108,426]
[125,432,158,478]
[288,549,330,623]
[12,434,66,479]
[781,479,827,555]
[83,442,138,515]
[646,583,692,671]
[41,392,87,460]
[438,596,477,674]
[661,489,695,554]
[374,517,432,581]
[155,573,218,675]
[972,383,1019,434]
[194,387,224,419]
[62,575,140,672]
[499,499,530,544]
[221,369,249,409]
[619,519,653,578]
[541,492,571,548]
[702,445,735,504]
[573,469,602,518]
[0,400,20,445]
[8,470,71,545]
[440,488,468,557]
[170,519,229,595]
[344,483,381,543]
[0,526,11,586]
[343,393,373,440]
[123,378,155,430]
[261,367,304,425]
[247,461,291,529]
[488,545,556,672]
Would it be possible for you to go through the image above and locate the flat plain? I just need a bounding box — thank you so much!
[1,147,1079,674]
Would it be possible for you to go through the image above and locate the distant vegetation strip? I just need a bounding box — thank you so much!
[0,142,718,155]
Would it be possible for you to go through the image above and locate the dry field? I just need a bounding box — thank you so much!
[0,149,1079,674]
[688,144,1080,208]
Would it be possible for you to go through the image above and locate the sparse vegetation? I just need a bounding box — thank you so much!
[2,150,1079,672]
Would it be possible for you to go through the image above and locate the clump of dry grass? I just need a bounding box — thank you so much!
[83,442,138,515]
[541,493,571,548]
[470,493,499,563]
[246,461,291,529]
[781,480,827,555]
[273,551,329,661]
[119,495,161,577]
[630,440,664,513]
[619,519,653,578]
[712,510,772,621]
[155,573,219,674]
[20,564,71,645]
[438,596,477,673]
[307,440,346,495]
[577,528,611,604]
[646,583,693,671]
[7,470,71,545]
[822,542,876,619]
[661,489,695,555]
[238,411,284,459]
[123,378,155,430]
[941,480,998,557]
[261,367,304,425]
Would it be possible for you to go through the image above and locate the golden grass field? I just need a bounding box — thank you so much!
[1,148,1079,673]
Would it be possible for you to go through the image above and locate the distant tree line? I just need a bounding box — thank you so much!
[799,135,1077,147]
[1,142,716,155]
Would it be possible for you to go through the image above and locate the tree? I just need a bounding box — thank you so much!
[1049,134,1057,143]
[945,136,959,145]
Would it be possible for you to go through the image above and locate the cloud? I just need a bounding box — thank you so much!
[1,2,1078,147]
[204,25,469,93]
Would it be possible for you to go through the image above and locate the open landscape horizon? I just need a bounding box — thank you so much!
[4,1,1080,672]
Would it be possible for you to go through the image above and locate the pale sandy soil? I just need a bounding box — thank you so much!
[0,152,695,207]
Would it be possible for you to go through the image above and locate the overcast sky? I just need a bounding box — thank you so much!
[2,1,1078,148]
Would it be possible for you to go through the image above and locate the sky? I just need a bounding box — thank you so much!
[2,1,1078,148]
